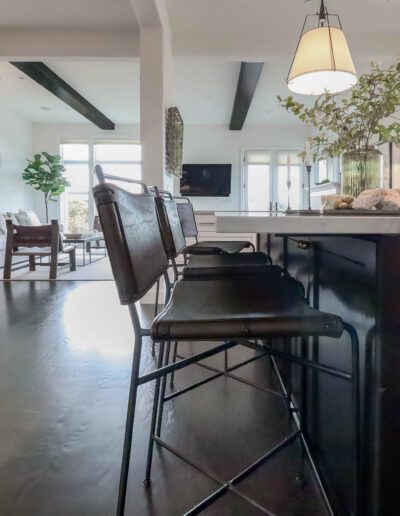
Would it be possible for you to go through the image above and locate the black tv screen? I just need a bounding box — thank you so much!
[180,164,231,197]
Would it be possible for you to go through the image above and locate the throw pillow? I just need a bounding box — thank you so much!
[17,209,41,226]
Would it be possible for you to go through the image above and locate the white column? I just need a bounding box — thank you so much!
[139,26,173,190]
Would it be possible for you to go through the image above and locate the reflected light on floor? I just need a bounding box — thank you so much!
[63,283,135,359]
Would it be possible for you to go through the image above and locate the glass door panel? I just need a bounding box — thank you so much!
[277,165,301,210]
[246,164,271,211]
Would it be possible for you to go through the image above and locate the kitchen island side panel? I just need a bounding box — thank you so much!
[265,234,400,516]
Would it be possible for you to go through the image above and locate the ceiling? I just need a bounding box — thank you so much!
[0,61,139,124]
[0,0,396,127]
[0,56,389,126]
[167,0,400,37]
[0,0,138,31]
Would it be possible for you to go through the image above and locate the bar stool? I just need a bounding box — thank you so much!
[93,181,360,516]
[151,187,282,383]
[175,195,256,259]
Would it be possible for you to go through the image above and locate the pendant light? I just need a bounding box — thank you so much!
[287,0,357,95]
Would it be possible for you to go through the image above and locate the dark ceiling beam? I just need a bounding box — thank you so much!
[229,62,264,130]
[10,61,115,130]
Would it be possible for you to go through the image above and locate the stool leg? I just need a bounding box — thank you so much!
[224,349,228,373]
[285,338,292,422]
[144,341,166,485]
[155,342,171,438]
[116,332,143,516]
[151,280,160,356]
[344,323,361,516]
[169,341,178,388]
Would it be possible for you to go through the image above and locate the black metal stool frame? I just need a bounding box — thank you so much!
[119,301,360,516]
[92,180,360,516]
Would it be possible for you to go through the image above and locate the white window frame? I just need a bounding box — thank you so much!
[60,139,142,231]
[241,147,304,211]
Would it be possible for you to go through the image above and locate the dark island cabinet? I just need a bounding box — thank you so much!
[263,233,400,516]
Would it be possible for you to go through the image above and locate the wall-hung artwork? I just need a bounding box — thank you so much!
[165,107,184,178]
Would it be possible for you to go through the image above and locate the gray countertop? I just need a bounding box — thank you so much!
[215,211,400,235]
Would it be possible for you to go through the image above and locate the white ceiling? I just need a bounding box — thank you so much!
[0,61,139,124]
[0,0,396,126]
[0,0,138,31]
[167,0,400,37]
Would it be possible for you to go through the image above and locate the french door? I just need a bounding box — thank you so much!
[243,149,303,211]
[243,151,272,211]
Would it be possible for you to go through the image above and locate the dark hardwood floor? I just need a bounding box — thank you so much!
[0,281,329,516]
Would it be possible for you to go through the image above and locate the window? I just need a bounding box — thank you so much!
[276,152,302,211]
[317,159,328,183]
[61,143,90,234]
[60,140,142,234]
[94,141,142,193]
[245,151,271,211]
[243,149,303,211]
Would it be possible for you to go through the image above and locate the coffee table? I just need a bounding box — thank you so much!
[63,233,106,266]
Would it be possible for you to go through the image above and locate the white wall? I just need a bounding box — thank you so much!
[0,109,33,212]
[33,122,308,215]
[181,124,308,211]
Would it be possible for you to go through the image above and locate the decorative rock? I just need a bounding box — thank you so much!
[352,188,386,210]
[321,194,354,211]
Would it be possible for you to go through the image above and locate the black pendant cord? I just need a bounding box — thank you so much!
[319,0,327,24]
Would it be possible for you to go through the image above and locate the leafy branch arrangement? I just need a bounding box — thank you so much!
[23,152,70,222]
[278,60,400,159]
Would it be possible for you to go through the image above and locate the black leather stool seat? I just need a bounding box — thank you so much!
[185,240,251,255]
[183,252,276,279]
[152,276,343,341]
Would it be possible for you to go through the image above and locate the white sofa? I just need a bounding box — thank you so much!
[0,210,42,269]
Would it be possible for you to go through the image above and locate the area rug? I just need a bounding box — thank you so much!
[1,254,113,281]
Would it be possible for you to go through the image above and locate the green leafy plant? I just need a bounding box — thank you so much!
[23,152,70,222]
[278,60,400,159]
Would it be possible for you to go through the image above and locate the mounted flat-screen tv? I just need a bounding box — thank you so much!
[180,164,232,197]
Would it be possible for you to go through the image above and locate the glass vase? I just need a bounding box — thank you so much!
[341,148,383,197]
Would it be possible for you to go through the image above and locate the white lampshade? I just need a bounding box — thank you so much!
[288,26,357,95]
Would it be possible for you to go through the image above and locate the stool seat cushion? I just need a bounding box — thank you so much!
[185,240,251,255]
[152,276,343,341]
[184,253,278,279]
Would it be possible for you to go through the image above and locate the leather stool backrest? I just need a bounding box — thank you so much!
[176,200,198,238]
[93,182,168,305]
[154,196,186,259]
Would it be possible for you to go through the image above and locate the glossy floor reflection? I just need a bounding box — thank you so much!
[0,281,328,516]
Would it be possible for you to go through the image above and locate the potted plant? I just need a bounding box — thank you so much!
[23,152,70,222]
[278,60,400,196]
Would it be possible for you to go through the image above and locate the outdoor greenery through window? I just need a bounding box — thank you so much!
[61,143,90,234]
[61,141,142,233]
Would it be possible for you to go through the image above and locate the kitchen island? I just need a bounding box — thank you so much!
[216,212,400,516]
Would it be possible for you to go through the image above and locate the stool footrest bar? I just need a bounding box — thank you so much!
[138,340,238,385]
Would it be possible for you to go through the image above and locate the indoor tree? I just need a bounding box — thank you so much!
[23,152,70,222]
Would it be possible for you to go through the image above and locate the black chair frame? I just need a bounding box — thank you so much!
[93,181,361,516]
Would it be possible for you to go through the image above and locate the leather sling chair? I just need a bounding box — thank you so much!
[92,181,361,516]
[149,187,273,320]
[151,186,283,385]
[93,164,272,335]
[175,196,255,261]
